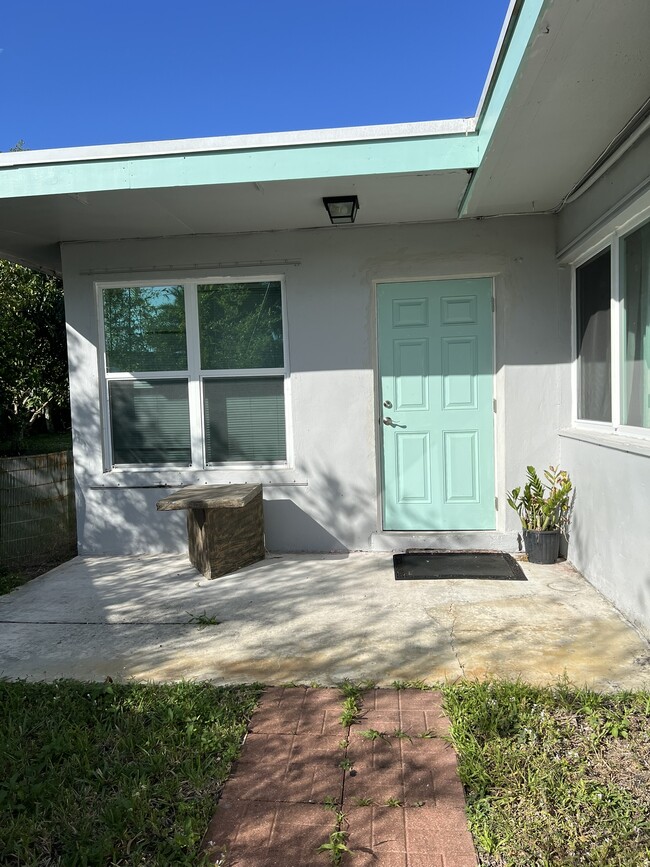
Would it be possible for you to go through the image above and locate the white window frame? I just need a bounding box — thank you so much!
[571,238,616,433]
[569,191,650,443]
[96,275,291,472]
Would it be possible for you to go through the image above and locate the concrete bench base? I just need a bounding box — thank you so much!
[156,484,264,579]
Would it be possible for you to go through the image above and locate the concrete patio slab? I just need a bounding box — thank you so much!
[0,552,648,689]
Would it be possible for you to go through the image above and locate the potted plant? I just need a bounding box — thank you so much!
[506,466,573,564]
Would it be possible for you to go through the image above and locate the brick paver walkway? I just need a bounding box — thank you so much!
[203,688,478,866]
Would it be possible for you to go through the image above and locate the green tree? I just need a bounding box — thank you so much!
[0,260,70,450]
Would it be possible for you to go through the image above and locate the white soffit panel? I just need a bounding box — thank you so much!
[463,0,650,217]
[0,171,472,272]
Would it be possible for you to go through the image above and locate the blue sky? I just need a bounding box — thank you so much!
[1,1,511,152]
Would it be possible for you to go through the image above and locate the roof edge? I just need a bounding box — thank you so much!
[474,0,525,129]
[0,117,476,169]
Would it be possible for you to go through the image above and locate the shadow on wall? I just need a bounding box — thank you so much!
[264,461,378,554]
[263,500,348,554]
[568,487,650,638]
[75,485,188,556]
[75,467,371,557]
[75,470,371,558]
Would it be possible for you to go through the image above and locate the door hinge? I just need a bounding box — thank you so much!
[491,295,495,312]
[493,398,497,413]
[495,496,498,510]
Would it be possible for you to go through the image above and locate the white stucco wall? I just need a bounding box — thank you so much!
[62,215,566,556]
[557,130,650,637]
[559,433,650,637]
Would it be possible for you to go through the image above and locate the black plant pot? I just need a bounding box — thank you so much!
[523,529,560,564]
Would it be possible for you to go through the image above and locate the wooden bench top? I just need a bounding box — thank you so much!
[156,484,262,511]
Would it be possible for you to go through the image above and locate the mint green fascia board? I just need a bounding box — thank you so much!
[0,134,481,200]
[0,1,545,206]
[476,0,546,153]
[459,0,547,216]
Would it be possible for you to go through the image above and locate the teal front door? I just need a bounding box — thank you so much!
[378,278,495,531]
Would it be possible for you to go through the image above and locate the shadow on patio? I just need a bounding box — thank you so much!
[0,552,648,691]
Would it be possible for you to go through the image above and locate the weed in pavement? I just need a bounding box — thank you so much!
[392,728,412,741]
[338,679,375,700]
[186,610,220,628]
[318,829,351,865]
[337,679,373,727]
[359,728,387,742]
[339,696,362,727]
[318,809,351,865]
[352,797,374,807]
[392,679,434,690]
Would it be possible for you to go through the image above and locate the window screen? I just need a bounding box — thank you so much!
[576,251,611,422]
[622,221,650,428]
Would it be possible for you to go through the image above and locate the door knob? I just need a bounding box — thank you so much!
[382,416,394,426]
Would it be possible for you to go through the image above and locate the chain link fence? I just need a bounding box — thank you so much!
[0,450,77,567]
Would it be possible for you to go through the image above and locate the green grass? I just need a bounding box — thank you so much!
[0,569,35,596]
[0,679,262,866]
[0,555,74,597]
[3,677,649,865]
[0,431,72,457]
[443,679,650,866]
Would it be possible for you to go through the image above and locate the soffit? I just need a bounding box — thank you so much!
[0,170,472,274]
[463,0,650,216]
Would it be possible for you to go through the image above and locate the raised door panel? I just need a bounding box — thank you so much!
[378,278,494,531]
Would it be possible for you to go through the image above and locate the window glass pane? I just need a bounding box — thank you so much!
[622,221,650,428]
[576,250,611,421]
[109,379,190,465]
[103,286,187,372]
[203,377,286,463]
[198,282,284,370]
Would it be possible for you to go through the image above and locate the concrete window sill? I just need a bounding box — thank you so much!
[560,427,650,459]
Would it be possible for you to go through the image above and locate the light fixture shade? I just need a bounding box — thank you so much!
[323,195,359,225]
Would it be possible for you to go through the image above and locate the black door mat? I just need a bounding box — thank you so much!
[394,550,527,581]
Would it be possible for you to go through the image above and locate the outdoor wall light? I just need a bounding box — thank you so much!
[323,195,359,225]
